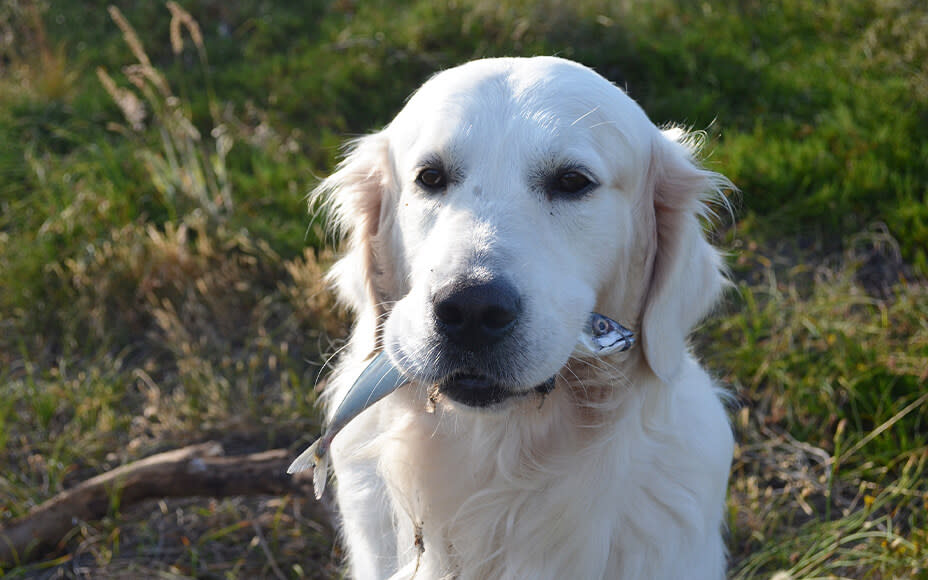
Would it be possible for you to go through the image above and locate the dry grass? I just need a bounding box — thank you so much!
[0,0,77,101]
[1,7,347,576]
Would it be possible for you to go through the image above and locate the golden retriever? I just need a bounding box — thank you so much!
[313,56,733,579]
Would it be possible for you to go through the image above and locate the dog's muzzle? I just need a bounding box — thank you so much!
[429,276,543,407]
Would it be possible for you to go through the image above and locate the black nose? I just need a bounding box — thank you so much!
[431,278,521,350]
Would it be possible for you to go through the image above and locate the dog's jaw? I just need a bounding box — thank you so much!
[435,371,557,408]
[436,372,515,408]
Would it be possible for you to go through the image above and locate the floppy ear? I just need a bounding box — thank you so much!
[640,129,731,383]
[312,132,402,318]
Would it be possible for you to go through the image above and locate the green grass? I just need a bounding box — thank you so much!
[1,0,926,577]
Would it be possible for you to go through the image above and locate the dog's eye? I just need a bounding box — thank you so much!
[557,171,592,194]
[549,169,596,198]
[416,167,447,191]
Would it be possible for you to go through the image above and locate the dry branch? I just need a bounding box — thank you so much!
[0,441,321,566]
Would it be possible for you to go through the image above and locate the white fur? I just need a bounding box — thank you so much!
[313,57,734,580]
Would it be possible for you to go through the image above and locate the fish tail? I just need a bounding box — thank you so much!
[287,438,320,475]
[312,451,330,500]
[287,438,331,499]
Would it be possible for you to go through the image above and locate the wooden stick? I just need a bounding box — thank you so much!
[0,442,321,565]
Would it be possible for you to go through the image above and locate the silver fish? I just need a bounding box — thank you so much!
[288,312,635,498]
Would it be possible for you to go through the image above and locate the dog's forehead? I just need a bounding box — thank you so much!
[388,57,653,158]
[411,57,620,111]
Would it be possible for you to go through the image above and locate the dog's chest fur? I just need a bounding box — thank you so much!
[377,387,608,579]
[339,370,707,580]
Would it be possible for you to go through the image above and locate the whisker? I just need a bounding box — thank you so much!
[316,339,353,380]
[570,105,600,127]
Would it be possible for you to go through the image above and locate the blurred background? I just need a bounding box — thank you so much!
[0,1,925,578]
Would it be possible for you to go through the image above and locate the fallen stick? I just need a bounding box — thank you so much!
[0,441,320,566]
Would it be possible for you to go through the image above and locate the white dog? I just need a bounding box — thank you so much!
[313,57,734,580]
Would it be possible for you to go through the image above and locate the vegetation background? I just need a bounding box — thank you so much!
[1,0,925,578]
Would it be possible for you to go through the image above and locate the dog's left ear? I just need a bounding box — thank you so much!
[312,132,402,317]
[640,129,731,383]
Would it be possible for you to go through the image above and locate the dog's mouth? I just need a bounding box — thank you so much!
[430,313,636,408]
[437,371,556,408]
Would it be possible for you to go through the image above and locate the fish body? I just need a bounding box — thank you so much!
[289,312,635,498]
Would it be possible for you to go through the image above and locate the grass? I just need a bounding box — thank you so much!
[706,242,928,578]
[0,0,926,578]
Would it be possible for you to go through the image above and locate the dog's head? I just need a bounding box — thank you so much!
[317,57,729,408]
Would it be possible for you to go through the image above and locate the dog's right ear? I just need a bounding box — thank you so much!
[311,132,401,316]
